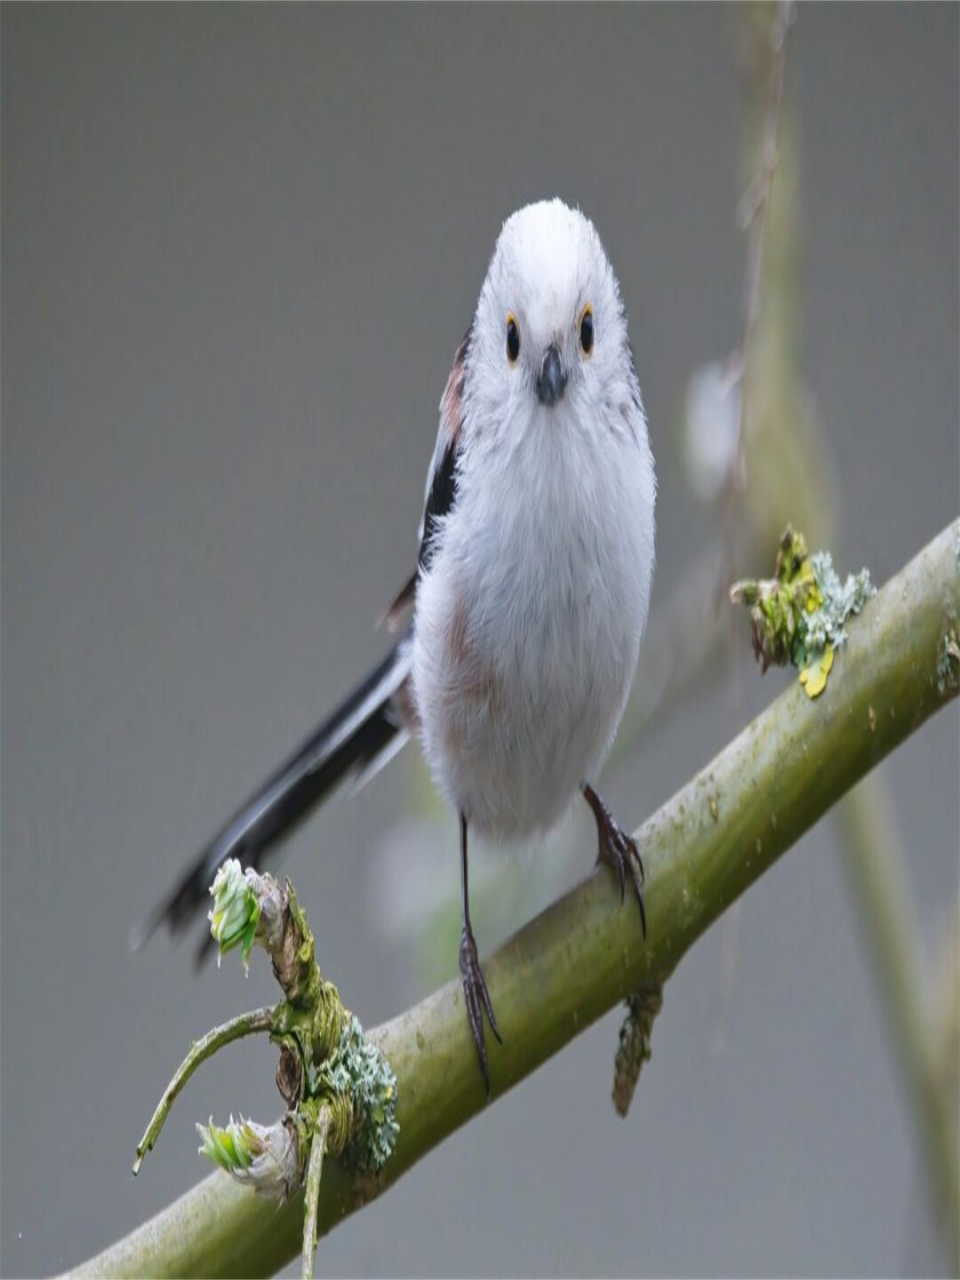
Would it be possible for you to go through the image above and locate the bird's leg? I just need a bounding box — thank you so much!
[458,813,502,1095]
[582,783,646,938]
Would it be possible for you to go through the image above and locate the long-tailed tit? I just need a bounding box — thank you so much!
[144,199,657,1092]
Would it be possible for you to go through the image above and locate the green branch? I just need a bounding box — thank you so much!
[68,520,959,1280]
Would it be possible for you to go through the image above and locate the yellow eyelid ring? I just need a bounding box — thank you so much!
[578,304,595,357]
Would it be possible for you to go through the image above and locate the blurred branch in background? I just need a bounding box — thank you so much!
[71,522,960,1279]
[836,784,960,1269]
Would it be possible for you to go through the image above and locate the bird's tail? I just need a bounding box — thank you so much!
[134,632,413,958]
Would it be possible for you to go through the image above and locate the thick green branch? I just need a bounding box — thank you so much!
[70,520,959,1280]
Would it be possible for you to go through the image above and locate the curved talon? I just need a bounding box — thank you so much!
[582,784,647,940]
[634,873,647,938]
[612,840,626,902]
[460,929,501,1096]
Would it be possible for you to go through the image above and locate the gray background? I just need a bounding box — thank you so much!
[2,5,958,1276]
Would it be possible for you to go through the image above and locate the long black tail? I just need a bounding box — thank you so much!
[135,633,412,958]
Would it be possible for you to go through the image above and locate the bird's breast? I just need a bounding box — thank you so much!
[412,415,654,836]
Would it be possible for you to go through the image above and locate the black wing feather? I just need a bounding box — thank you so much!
[138,636,407,958]
[418,438,459,574]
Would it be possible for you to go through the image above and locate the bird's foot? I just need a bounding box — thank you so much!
[583,785,646,937]
[459,925,502,1096]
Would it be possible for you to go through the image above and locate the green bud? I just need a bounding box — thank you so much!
[208,860,287,972]
[209,861,261,970]
[197,1114,301,1200]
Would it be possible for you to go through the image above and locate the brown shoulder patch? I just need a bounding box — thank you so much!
[439,323,473,443]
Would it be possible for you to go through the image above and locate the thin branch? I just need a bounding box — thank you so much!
[133,1008,276,1176]
[300,1108,331,1280]
[67,519,960,1280]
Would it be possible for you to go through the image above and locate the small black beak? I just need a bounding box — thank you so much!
[536,345,567,407]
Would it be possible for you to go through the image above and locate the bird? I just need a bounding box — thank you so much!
[141,198,657,1094]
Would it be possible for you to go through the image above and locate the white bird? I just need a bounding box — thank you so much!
[146,198,657,1092]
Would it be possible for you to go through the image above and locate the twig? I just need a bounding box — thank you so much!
[133,1008,276,1175]
[300,1107,332,1280]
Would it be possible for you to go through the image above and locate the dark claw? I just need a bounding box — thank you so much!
[460,927,501,1096]
[613,837,626,902]
[583,785,647,939]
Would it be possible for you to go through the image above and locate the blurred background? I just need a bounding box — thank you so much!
[2,5,958,1276]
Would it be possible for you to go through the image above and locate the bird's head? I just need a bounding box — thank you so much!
[465,199,640,445]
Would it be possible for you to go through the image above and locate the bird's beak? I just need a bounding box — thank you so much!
[536,345,567,407]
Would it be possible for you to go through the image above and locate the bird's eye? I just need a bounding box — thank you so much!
[506,313,521,364]
[579,305,594,357]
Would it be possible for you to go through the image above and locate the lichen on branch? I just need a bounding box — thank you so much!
[730,524,875,697]
[134,859,398,1280]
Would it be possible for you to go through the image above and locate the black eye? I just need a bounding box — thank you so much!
[579,305,594,356]
[506,313,521,363]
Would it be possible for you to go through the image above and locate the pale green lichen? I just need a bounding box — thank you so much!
[796,550,875,666]
[731,526,875,699]
[311,1015,399,1172]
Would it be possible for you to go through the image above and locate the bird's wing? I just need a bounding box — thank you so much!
[380,323,472,632]
[134,634,413,956]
